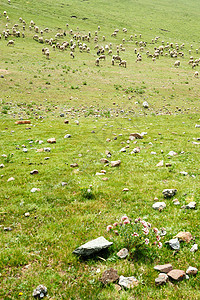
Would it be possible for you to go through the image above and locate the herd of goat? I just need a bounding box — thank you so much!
[0,10,199,77]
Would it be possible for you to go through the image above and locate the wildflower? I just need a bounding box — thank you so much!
[132,232,139,237]
[153,241,157,245]
[113,222,118,227]
[158,242,162,249]
[141,220,148,227]
[124,219,130,225]
[153,227,159,233]
[106,225,113,231]
[134,218,139,223]
[145,238,149,245]
[121,215,128,221]
[147,222,151,228]
[156,235,161,241]
[143,228,149,235]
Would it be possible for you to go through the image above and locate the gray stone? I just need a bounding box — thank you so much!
[61,182,68,186]
[130,133,143,139]
[118,275,139,288]
[44,147,51,152]
[190,244,198,252]
[186,202,196,209]
[186,266,198,275]
[131,147,140,154]
[60,113,65,117]
[120,147,126,152]
[162,189,177,198]
[73,236,113,256]
[166,238,180,250]
[143,101,149,108]
[152,202,166,210]
[0,164,5,168]
[167,151,177,156]
[64,134,71,138]
[154,264,173,273]
[180,171,188,176]
[111,160,121,167]
[99,268,119,285]
[155,273,168,285]
[4,227,12,231]
[32,284,47,298]
[117,248,129,259]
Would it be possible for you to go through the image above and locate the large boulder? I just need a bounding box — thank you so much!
[73,236,113,256]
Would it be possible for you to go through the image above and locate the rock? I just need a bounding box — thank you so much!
[23,148,28,152]
[44,147,51,152]
[111,160,121,167]
[118,275,139,289]
[106,138,111,142]
[131,147,140,154]
[186,266,198,275]
[167,151,177,156]
[117,248,129,259]
[99,268,119,285]
[47,138,56,144]
[165,163,172,167]
[70,163,78,168]
[4,227,12,231]
[32,284,47,298]
[154,264,173,273]
[180,171,188,176]
[165,238,180,250]
[36,148,44,153]
[61,182,68,186]
[64,134,71,138]
[60,113,65,117]
[175,232,193,243]
[120,147,126,152]
[102,177,108,181]
[24,212,30,217]
[156,160,164,167]
[167,270,186,281]
[7,177,15,182]
[44,157,50,160]
[31,188,40,193]
[186,202,196,209]
[155,273,168,285]
[64,120,69,124]
[151,151,157,155]
[162,189,177,198]
[152,202,166,210]
[96,172,105,176]
[100,158,109,164]
[190,244,198,252]
[73,236,113,256]
[195,124,200,128]
[130,133,143,139]
[0,164,5,168]
[114,284,122,292]
[30,170,39,175]
[123,188,129,192]
[143,101,149,108]
[105,150,111,157]
[15,120,31,125]
[38,140,43,145]
[173,199,180,205]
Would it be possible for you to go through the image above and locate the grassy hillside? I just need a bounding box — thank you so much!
[0,0,200,299]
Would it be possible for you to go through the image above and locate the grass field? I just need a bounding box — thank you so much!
[0,0,200,299]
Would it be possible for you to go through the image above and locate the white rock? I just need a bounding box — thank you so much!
[25,212,30,217]
[186,202,196,209]
[7,177,15,182]
[156,160,164,167]
[152,202,166,210]
[180,171,188,176]
[31,188,40,193]
[143,101,149,108]
[190,244,198,252]
[186,266,198,275]
[23,148,28,152]
[118,275,139,288]
[167,151,177,156]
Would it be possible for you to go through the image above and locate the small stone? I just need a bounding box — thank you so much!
[61,182,68,186]
[96,172,105,176]
[60,113,65,117]
[186,202,196,209]
[7,177,15,182]
[166,238,180,250]
[23,148,28,153]
[155,273,168,285]
[180,171,188,176]
[64,120,69,124]
[102,177,108,181]
[151,151,157,155]
[190,244,198,252]
[195,124,200,128]
[143,101,149,108]
[31,188,40,193]
[4,227,12,231]
[120,147,126,152]
[152,202,166,210]
[123,188,129,192]
[47,138,56,144]
[25,212,30,217]
[154,264,173,273]
[111,160,121,167]
[0,164,5,168]
[100,158,109,164]
[156,160,164,167]
[44,157,50,160]
[117,248,129,259]
[175,232,193,243]
[64,134,71,138]
[186,266,198,275]
[30,169,38,175]
[99,268,119,285]
[32,284,47,298]
[173,199,180,205]
[118,275,139,289]
[38,140,43,145]
[114,284,122,292]
[167,269,186,281]
[162,189,177,198]
[131,147,140,154]
[36,148,44,153]
[167,151,177,156]
[130,133,143,139]
[44,147,51,152]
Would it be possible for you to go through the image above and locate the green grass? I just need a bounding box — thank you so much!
[0,0,200,299]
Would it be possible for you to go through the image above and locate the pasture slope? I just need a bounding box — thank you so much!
[0,0,200,299]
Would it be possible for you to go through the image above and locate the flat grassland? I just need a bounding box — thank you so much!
[0,0,200,299]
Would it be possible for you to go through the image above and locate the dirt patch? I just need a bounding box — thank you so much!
[0,69,9,74]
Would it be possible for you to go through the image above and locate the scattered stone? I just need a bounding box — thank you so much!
[99,268,119,285]
[114,284,122,292]
[38,140,43,145]
[30,170,39,175]
[44,157,50,160]
[175,232,193,243]
[186,202,196,209]
[23,148,28,153]
[47,138,56,144]
[180,171,188,176]
[73,236,113,256]
[173,199,180,205]
[44,147,51,152]
[37,148,44,153]
[186,266,198,275]
[167,269,186,281]
[31,188,40,193]
[120,147,126,152]
[96,172,105,176]
[100,158,109,164]
[25,212,30,217]
[167,151,177,156]
[32,284,47,298]
[155,273,168,285]
[70,163,78,168]
[152,202,166,210]
[106,138,111,142]
[131,147,140,154]
[60,113,65,117]
[123,188,129,192]
[61,182,68,186]
[64,120,69,124]
[15,120,31,125]
[111,160,121,167]
[166,238,180,250]
[105,150,112,157]
[102,177,108,181]
[154,264,173,273]
[0,164,5,168]
[64,134,71,138]
[117,248,129,259]
[7,177,15,182]
[190,244,198,252]
[4,227,12,231]
[151,151,157,155]
[130,133,143,139]
[118,275,139,289]
[195,124,200,128]
[162,189,177,198]
[156,160,164,167]
[143,101,149,108]
[165,163,172,167]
